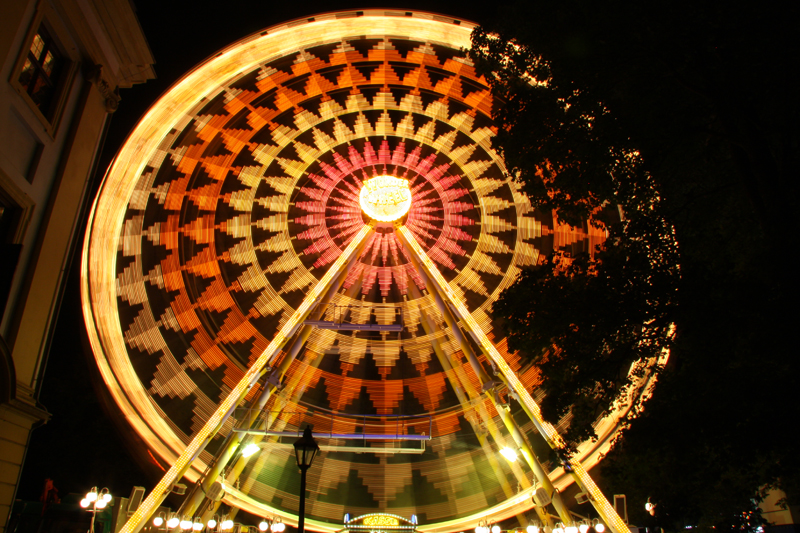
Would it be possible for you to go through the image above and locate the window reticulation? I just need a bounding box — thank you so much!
[18,27,64,118]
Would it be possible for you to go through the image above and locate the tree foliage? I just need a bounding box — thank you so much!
[471,0,799,529]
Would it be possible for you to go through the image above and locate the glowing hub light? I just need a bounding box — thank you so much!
[359,176,411,222]
[499,447,518,462]
[241,443,260,458]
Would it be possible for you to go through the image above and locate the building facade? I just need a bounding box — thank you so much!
[0,1,154,531]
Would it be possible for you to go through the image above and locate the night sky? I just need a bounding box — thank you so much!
[17,0,496,511]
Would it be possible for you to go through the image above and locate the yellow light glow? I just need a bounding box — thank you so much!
[241,443,260,458]
[499,447,518,462]
[359,176,411,222]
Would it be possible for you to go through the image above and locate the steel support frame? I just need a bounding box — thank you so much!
[403,238,565,528]
[412,289,531,528]
[119,224,375,533]
[397,226,630,533]
[176,239,368,519]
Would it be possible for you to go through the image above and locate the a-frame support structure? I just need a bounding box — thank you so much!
[117,222,630,533]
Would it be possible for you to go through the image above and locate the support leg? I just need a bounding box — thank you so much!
[398,226,630,533]
[119,224,374,533]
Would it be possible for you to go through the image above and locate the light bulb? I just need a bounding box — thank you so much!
[87,491,98,502]
[527,526,539,533]
[492,525,501,533]
[241,443,260,458]
[181,519,192,530]
[580,525,589,533]
[102,493,112,503]
[207,520,217,529]
[154,517,164,527]
[566,526,578,533]
[499,447,518,462]
[359,176,412,222]
[260,521,269,532]
[80,499,90,508]
[193,522,203,531]
[96,500,107,509]
[222,520,233,530]
[595,525,605,533]
[276,523,285,532]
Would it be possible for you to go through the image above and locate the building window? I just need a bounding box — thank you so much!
[10,9,76,136]
[17,27,65,118]
[0,173,34,324]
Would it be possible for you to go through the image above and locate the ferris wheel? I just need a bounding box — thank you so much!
[82,11,650,533]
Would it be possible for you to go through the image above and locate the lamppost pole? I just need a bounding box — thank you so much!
[293,426,319,533]
[298,465,308,533]
[81,487,112,533]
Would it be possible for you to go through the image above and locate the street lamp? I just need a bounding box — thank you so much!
[80,487,112,533]
[475,520,496,533]
[258,518,285,533]
[293,426,320,533]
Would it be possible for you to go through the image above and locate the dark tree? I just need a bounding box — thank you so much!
[471,0,799,530]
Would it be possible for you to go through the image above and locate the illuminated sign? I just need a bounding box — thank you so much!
[363,516,400,527]
[359,176,411,222]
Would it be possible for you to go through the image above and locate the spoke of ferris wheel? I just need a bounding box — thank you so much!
[208,276,368,520]
[177,243,365,519]
[396,225,631,533]
[405,246,564,527]
[119,223,375,533]
[413,293,537,528]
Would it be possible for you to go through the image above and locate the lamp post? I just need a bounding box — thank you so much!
[475,519,498,533]
[293,426,319,533]
[80,487,112,533]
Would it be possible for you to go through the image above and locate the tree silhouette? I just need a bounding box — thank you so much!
[471,0,798,530]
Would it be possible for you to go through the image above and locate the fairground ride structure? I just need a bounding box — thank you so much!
[82,11,660,533]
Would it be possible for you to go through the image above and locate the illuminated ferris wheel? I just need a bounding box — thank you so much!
[83,11,650,533]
